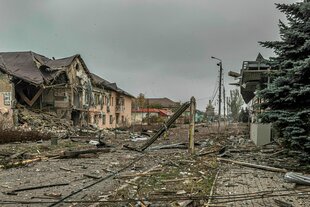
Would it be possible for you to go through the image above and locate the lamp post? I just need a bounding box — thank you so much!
[211,56,223,131]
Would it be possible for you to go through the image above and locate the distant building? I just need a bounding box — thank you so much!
[143,97,192,124]
[145,97,180,110]
[205,100,215,122]
[132,108,172,124]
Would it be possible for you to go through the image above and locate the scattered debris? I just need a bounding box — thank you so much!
[0,123,308,207]
[130,135,149,142]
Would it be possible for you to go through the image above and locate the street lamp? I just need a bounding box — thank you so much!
[211,56,223,130]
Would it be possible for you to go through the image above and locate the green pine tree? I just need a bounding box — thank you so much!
[257,1,310,161]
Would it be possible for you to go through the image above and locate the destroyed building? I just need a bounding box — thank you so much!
[229,53,276,145]
[0,51,134,129]
[229,53,276,119]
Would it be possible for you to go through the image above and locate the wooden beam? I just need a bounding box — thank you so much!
[16,87,44,106]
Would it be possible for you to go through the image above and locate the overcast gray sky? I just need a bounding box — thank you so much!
[0,0,298,110]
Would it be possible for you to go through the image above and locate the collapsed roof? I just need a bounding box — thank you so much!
[0,51,49,85]
[0,51,90,86]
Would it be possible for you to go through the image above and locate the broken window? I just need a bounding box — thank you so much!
[75,63,79,71]
[99,94,103,108]
[108,95,111,106]
[94,114,99,125]
[102,114,106,125]
[116,114,119,124]
[3,92,11,106]
[109,115,113,124]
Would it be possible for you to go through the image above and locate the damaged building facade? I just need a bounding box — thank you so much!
[0,51,134,129]
[229,53,276,145]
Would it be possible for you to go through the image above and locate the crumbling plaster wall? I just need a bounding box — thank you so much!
[0,72,14,128]
[67,58,92,108]
[89,88,106,128]
[48,57,92,126]
[121,96,132,127]
[100,90,116,129]
[38,57,93,126]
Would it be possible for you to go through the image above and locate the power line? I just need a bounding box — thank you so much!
[0,189,308,205]
[47,155,145,207]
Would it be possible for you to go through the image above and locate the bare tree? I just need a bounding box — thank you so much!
[228,89,243,122]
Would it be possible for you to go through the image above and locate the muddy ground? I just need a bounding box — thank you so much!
[0,123,309,207]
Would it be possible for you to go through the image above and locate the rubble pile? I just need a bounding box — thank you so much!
[0,128,51,144]
[17,105,74,137]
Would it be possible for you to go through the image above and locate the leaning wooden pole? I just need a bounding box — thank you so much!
[138,101,191,151]
[188,96,196,154]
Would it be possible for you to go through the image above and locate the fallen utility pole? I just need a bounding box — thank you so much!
[125,101,191,152]
[217,158,287,173]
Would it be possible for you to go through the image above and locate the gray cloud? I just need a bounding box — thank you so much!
[0,0,298,110]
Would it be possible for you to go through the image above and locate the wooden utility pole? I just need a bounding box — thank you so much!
[227,97,230,124]
[218,61,223,131]
[147,99,150,125]
[188,97,196,154]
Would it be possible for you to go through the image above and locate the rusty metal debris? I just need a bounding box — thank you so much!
[284,172,310,185]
